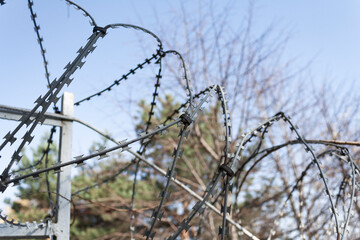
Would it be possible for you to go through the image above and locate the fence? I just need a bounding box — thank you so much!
[0,92,73,239]
[0,1,359,240]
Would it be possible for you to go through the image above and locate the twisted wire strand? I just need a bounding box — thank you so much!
[79,24,196,112]
[65,0,97,27]
[132,87,212,238]
[145,127,188,240]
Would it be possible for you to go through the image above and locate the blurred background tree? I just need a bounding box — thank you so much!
[3,0,360,239]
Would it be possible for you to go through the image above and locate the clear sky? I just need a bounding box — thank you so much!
[0,0,359,208]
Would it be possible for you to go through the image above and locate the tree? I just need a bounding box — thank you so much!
[3,1,360,240]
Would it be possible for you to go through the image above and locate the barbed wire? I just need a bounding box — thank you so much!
[230,130,359,239]
[74,50,163,106]
[167,111,280,240]
[44,127,57,219]
[56,86,252,239]
[266,149,333,240]
[8,127,56,175]
[145,86,215,240]
[129,54,164,240]
[1,1,359,239]
[129,85,212,239]
[230,112,359,239]
[0,28,105,188]
[27,0,60,113]
[27,1,49,87]
[0,87,215,234]
[0,118,182,188]
[0,126,58,227]
[216,86,233,239]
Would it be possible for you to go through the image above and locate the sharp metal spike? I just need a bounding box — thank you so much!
[64,62,72,70]
[12,151,22,162]
[4,132,16,145]
[180,220,191,231]
[77,61,85,69]
[65,78,74,86]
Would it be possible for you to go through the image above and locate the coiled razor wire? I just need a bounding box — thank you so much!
[229,112,359,240]
[74,86,213,239]
[129,54,164,240]
[0,28,105,186]
[1,1,359,239]
[0,89,210,231]
[0,0,61,226]
[74,50,163,106]
[28,1,51,88]
[265,149,348,239]
[144,85,216,240]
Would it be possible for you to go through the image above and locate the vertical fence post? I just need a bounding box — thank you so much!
[55,92,73,240]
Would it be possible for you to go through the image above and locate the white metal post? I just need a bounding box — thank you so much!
[55,92,73,240]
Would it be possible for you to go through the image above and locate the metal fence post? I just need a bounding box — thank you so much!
[55,92,73,240]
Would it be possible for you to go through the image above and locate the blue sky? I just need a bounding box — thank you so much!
[0,0,359,208]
